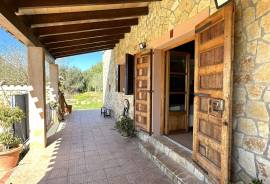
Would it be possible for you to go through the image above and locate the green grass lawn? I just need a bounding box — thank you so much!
[66,92,103,110]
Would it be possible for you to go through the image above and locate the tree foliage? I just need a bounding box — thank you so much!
[59,66,86,94]
[83,62,103,92]
[0,50,28,85]
[59,62,103,94]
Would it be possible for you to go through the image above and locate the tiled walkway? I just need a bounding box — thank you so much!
[7,110,172,184]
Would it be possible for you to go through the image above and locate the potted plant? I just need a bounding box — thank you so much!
[115,116,135,137]
[0,104,24,171]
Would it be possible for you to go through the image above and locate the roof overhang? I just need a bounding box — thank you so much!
[0,0,161,58]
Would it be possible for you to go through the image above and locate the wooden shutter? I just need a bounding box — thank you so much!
[134,50,152,133]
[125,54,135,95]
[116,64,126,93]
[192,2,234,184]
[116,65,120,92]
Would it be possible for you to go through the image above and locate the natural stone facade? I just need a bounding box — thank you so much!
[103,51,134,119]
[103,0,270,183]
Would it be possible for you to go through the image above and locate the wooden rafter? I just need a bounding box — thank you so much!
[20,7,148,26]
[40,27,130,44]
[33,18,138,36]
[49,40,118,53]
[52,44,115,55]
[44,34,124,49]
[1,0,156,58]
[0,0,54,58]
[18,0,160,8]
[54,46,114,58]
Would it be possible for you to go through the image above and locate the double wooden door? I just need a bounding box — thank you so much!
[193,2,234,184]
[134,50,152,133]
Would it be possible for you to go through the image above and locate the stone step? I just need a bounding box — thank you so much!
[137,131,213,184]
[139,141,203,184]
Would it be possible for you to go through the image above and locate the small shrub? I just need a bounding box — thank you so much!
[115,116,135,137]
[0,133,21,150]
[0,105,24,151]
[250,179,263,184]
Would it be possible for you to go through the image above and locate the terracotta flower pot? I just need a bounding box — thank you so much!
[0,144,23,171]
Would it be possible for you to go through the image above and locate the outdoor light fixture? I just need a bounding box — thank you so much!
[139,42,146,50]
[214,0,231,9]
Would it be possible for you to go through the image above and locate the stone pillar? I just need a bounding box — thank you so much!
[28,46,47,149]
[49,63,59,101]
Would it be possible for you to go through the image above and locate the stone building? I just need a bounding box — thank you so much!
[103,0,270,183]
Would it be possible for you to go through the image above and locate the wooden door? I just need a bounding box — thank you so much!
[192,2,234,184]
[134,50,152,133]
[165,51,190,134]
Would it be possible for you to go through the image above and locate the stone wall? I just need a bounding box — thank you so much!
[103,50,134,119]
[103,0,270,183]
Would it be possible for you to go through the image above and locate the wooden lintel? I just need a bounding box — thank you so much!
[40,27,130,43]
[20,7,148,25]
[33,18,138,36]
[18,0,160,8]
[44,34,124,49]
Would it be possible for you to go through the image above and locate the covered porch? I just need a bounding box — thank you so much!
[7,110,172,184]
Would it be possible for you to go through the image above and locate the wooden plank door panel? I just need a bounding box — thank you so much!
[134,50,152,133]
[193,2,234,184]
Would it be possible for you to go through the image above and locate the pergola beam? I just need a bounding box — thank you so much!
[18,0,159,8]
[0,0,54,59]
[44,34,124,49]
[20,7,148,26]
[33,18,138,36]
[49,40,119,53]
[52,44,115,55]
[40,27,130,44]
[55,47,113,58]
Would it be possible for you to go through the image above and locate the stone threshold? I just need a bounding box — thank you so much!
[137,131,214,184]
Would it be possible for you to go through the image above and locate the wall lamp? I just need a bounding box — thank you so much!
[214,0,231,9]
[139,42,146,50]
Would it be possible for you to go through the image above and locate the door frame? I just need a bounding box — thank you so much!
[149,9,210,136]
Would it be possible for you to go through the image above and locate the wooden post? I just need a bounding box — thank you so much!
[28,46,47,149]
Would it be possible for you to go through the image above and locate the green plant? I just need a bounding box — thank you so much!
[250,179,263,184]
[49,101,59,110]
[0,105,24,151]
[115,116,135,137]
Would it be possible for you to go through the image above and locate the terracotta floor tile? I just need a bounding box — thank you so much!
[7,110,172,184]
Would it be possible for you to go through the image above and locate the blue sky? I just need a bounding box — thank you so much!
[0,27,103,71]
[56,51,103,71]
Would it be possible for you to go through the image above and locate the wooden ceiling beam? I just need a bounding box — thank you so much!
[33,18,138,36]
[54,46,114,58]
[52,44,115,55]
[0,0,54,59]
[20,7,148,26]
[49,40,118,53]
[55,48,110,58]
[18,0,159,8]
[44,34,124,49]
[40,27,130,44]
